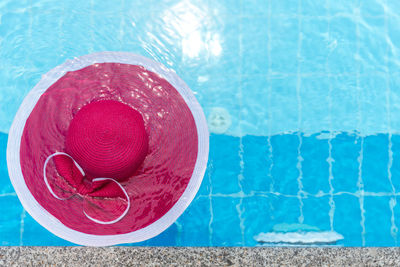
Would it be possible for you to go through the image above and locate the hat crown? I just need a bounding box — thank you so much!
[65,100,148,180]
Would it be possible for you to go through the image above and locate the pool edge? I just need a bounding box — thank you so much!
[0,247,398,266]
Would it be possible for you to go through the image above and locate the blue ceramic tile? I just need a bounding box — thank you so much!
[269,17,299,74]
[301,0,328,16]
[358,17,387,74]
[241,0,269,16]
[22,212,73,246]
[300,18,329,73]
[211,197,243,246]
[328,0,361,16]
[391,135,400,192]
[241,136,272,193]
[210,135,241,195]
[300,76,330,133]
[0,196,21,245]
[301,133,330,194]
[359,75,388,133]
[242,196,274,246]
[270,134,300,195]
[331,133,361,193]
[302,195,331,231]
[269,0,299,16]
[364,196,395,246]
[269,195,302,227]
[0,133,13,194]
[359,0,385,17]
[333,194,363,246]
[240,17,269,75]
[362,134,392,193]
[177,197,211,246]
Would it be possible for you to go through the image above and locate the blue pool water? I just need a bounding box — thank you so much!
[2,0,400,246]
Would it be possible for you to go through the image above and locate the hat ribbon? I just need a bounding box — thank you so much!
[43,152,130,225]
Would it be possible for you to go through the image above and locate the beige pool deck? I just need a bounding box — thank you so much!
[1,247,400,266]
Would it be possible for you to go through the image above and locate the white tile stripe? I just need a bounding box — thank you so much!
[295,0,305,225]
[266,0,275,193]
[326,0,336,232]
[208,162,214,246]
[353,4,366,246]
[236,1,245,245]
[384,0,398,244]
[19,209,26,246]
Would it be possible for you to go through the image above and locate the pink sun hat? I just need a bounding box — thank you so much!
[6,52,209,246]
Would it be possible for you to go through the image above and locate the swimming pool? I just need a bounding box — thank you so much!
[1,0,400,246]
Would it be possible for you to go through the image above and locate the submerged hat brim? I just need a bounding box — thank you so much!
[7,52,209,246]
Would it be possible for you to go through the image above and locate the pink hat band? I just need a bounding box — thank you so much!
[44,100,148,224]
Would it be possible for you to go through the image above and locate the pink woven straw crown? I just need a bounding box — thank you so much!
[65,100,148,181]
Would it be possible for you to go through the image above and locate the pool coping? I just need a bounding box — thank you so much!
[1,247,399,266]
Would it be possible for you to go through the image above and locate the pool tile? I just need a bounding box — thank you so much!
[240,17,269,75]
[301,0,328,16]
[268,76,299,134]
[242,135,272,194]
[211,197,243,246]
[30,8,66,69]
[242,196,274,246]
[177,197,211,246]
[390,135,400,192]
[358,17,386,74]
[359,74,388,133]
[328,0,362,16]
[359,0,385,17]
[364,196,396,246]
[209,135,241,195]
[300,76,330,133]
[270,134,300,195]
[333,194,362,246]
[388,15,400,73]
[269,195,302,227]
[301,18,330,73]
[241,0,269,16]
[22,212,73,246]
[362,134,392,193]
[0,133,13,195]
[240,75,269,135]
[389,76,400,131]
[139,223,179,246]
[329,76,359,132]
[0,196,21,245]
[331,133,361,193]
[302,195,331,231]
[269,17,299,74]
[301,133,330,194]
[269,0,299,16]
[91,14,126,52]
[327,16,357,74]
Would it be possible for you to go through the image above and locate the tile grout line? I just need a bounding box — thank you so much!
[354,5,366,246]
[198,190,400,199]
[384,0,398,245]
[208,161,214,246]
[235,0,245,245]
[120,0,126,50]
[89,0,95,54]
[18,0,34,245]
[295,0,305,224]
[266,0,274,194]
[326,0,336,232]
[19,209,26,246]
